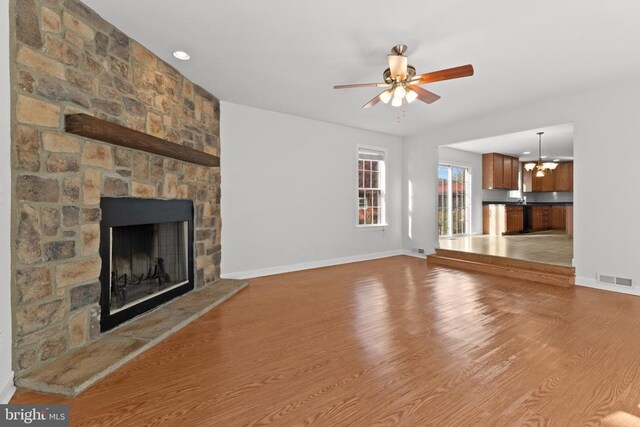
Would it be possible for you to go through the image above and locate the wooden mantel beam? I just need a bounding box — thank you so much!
[65,114,220,167]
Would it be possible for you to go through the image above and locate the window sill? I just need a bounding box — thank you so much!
[356,224,388,231]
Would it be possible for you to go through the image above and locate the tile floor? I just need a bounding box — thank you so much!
[439,230,573,266]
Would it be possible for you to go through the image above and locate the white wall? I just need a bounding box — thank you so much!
[438,147,483,235]
[0,0,15,403]
[403,77,640,291]
[220,102,403,278]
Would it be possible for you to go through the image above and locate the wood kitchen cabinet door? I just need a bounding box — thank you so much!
[505,205,524,234]
[483,154,504,189]
[550,206,566,230]
[492,154,504,189]
[541,171,555,192]
[483,205,491,234]
[503,156,512,190]
[531,206,551,230]
[511,159,519,189]
[554,162,573,192]
[566,206,574,237]
[532,174,543,192]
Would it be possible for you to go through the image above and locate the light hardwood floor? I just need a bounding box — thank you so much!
[12,256,640,426]
[439,231,573,266]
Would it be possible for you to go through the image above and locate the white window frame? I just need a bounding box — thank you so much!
[356,145,388,229]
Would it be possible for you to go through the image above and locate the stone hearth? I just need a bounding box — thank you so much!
[10,0,222,379]
[16,279,248,396]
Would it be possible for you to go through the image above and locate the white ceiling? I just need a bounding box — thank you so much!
[83,0,640,137]
[444,123,573,161]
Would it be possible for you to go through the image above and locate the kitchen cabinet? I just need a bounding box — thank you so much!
[554,162,573,192]
[550,206,566,230]
[483,204,505,235]
[541,171,554,192]
[505,205,524,234]
[522,161,573,193]
[483,204,523,235]
[565,206,573,237]
[530,206,550,230]
[483,153,519,190]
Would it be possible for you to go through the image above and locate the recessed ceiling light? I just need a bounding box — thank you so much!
[522,151,530,155]
[173,51,190,61]
[553,159,560,162]
[541,155,547,159]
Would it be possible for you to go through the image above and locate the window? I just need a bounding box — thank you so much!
[358,147,386,226]
[438,164,471,237]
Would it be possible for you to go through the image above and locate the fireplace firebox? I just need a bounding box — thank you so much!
[99,198,194,331]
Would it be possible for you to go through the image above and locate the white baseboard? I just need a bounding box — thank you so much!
[402,250,426,259]
[576,276,640,297]
[221,249,404,279]
[0,370,15,404]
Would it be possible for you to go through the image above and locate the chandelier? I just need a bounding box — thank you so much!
[524,132,557,177]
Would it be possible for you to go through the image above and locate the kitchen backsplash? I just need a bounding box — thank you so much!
[482,189,573,203]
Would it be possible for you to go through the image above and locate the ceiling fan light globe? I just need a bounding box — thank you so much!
[524,163,536,171]
[405,89,418,103]
[391,96,403,107]
[393,85,406,99]
[535,170,545,178]
[379,89,393,104]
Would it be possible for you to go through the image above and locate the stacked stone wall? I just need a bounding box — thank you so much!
[11,0,222,375]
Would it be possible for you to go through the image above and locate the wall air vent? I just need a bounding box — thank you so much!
[597,274,633,287]
[616,277,633,287]
[598,274,616,284]
[412,248,425,254]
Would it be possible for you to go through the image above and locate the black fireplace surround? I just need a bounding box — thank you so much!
[99,197,194,332]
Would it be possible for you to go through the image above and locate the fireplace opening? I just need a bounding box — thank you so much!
[110,221,188,314]
[100,198,194,332]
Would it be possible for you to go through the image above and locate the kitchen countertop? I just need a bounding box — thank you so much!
[482,201,573,206]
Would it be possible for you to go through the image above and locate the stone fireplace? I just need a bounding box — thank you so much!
[99,198,194,331]
[10,0,221,377]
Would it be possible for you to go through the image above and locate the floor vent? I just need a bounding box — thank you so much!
[598,274,632,287]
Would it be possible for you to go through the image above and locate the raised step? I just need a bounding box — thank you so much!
[427,249,574,287]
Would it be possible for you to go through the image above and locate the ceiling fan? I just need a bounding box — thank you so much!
[333,44,474,109]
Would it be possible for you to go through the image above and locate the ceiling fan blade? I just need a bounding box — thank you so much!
[408,85,441,104]
[414,64,474,85]
[333,82,388,89]
[362,95,382,109]
[388,54,408,80]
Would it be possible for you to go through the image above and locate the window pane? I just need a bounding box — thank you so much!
[358,190,365,208]
[372,161,378,171]
[372,191,379,207]
[364,171,371,188]
[372,208,379,224]
[438,165,449,236]
[371,171,379,188]
[358,170,363,188]
[358,160,364,171]
[365,208,373,224]
[365,190,373,207]
[438,164,470,237]
[358,209,365,225]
